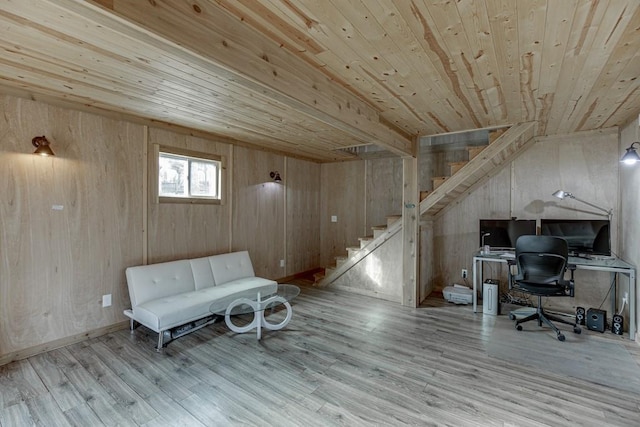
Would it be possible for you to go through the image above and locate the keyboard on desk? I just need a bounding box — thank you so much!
[482,248,515,258]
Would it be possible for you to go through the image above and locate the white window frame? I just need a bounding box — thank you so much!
[152,144,225,205]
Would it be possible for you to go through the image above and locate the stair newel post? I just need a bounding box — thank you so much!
[402,148,419,308]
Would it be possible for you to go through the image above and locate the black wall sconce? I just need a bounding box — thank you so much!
[620,141,640,165]
[32,136,55,156]
[270,171,282,183]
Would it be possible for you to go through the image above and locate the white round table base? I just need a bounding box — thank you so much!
[224,295,293,340]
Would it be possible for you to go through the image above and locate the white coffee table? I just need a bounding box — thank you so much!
[210,284,300,339]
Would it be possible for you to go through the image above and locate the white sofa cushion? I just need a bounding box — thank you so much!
[190,256,217,290]
[208,277,278,313]
[125,259,195,307]
[134,278,278,331]
[209,251,255,285]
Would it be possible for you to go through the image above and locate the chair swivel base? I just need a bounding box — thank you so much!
[509,304,581,341]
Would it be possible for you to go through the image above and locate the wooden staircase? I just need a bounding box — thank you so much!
[314,214,402,283]
[316,122,536,288]
[421,127,508,201]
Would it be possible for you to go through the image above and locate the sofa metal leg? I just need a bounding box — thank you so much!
[156,332,164,351]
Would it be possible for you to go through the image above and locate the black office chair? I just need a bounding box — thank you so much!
[508,235,581,341]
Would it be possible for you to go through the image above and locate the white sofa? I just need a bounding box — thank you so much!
[124,251,277,349]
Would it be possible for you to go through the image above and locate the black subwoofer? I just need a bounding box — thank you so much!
[586,308,606,333]
[612,314,624,335]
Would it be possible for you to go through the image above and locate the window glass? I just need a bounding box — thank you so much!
[158,150,221,201]
[189,159,218,197]
[159,154,189,197]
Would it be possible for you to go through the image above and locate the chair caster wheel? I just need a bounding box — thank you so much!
[574,326,581,334]
[516,325,522,331]
[508,313,516,320]
[557,334,565,341]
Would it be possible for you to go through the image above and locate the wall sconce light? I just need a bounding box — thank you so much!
[269,171,282,183]
[620,142,640,165]
[552,190,612,219]
[32,136,55,156]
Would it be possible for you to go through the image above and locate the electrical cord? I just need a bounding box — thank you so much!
[618,298,627,316]
[501,290,532,306]
[596,274,616,310]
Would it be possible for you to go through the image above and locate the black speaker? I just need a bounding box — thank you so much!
[586,308,606,333]
[576,306,585,325]
[612,314,624,335]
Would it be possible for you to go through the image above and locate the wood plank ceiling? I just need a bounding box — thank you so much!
[1,1,639,162]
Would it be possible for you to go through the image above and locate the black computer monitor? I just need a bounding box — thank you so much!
[540,219,610,256]
[479,219,537,248]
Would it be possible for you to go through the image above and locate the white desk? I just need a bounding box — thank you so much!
[472,251,636,340]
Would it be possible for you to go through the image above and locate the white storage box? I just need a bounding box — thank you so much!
[443,284,473,304]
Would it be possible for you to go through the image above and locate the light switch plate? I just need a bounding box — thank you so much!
[102,294,112,307]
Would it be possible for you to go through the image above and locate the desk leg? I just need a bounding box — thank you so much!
[473,258,478,313]
[630,270,636,340]
[256,292,263,340]
[611,273,617,325]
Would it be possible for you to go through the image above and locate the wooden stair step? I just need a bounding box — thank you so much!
[431,176,448,190]
[358,236,373,248]
[324,260,337,277]
[346,246,360,257]
[371,225,387,239]
[386,214,402,228]
[420,190,431,201]
[467,145,486,160]
[335,255,348,267]
[448,161,467,175]
[489,128,507,143]
[313,270,325,284]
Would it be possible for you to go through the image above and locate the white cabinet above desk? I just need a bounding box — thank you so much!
[472,251,636,340]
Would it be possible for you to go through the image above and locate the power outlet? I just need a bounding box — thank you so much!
[280,259,285,268]
[102,294,112,308]
[461,269,468,279]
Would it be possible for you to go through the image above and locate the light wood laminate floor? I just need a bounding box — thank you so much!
[2,281,639,426]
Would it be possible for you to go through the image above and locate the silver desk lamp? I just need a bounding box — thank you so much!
[552,190,612,220]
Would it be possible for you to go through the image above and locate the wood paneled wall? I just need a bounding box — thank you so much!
[147,128,233,263]
[433,167,512,290]
[286,157,321,275]
[0,94,322,362]
[365,157,403,230]
[434,129,621,314]
[231,146,286,278]
[0,96,144,359]
[320,161,366,266]
[619,118,640,341]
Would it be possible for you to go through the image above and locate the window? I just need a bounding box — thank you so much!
[155,145,223,204]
